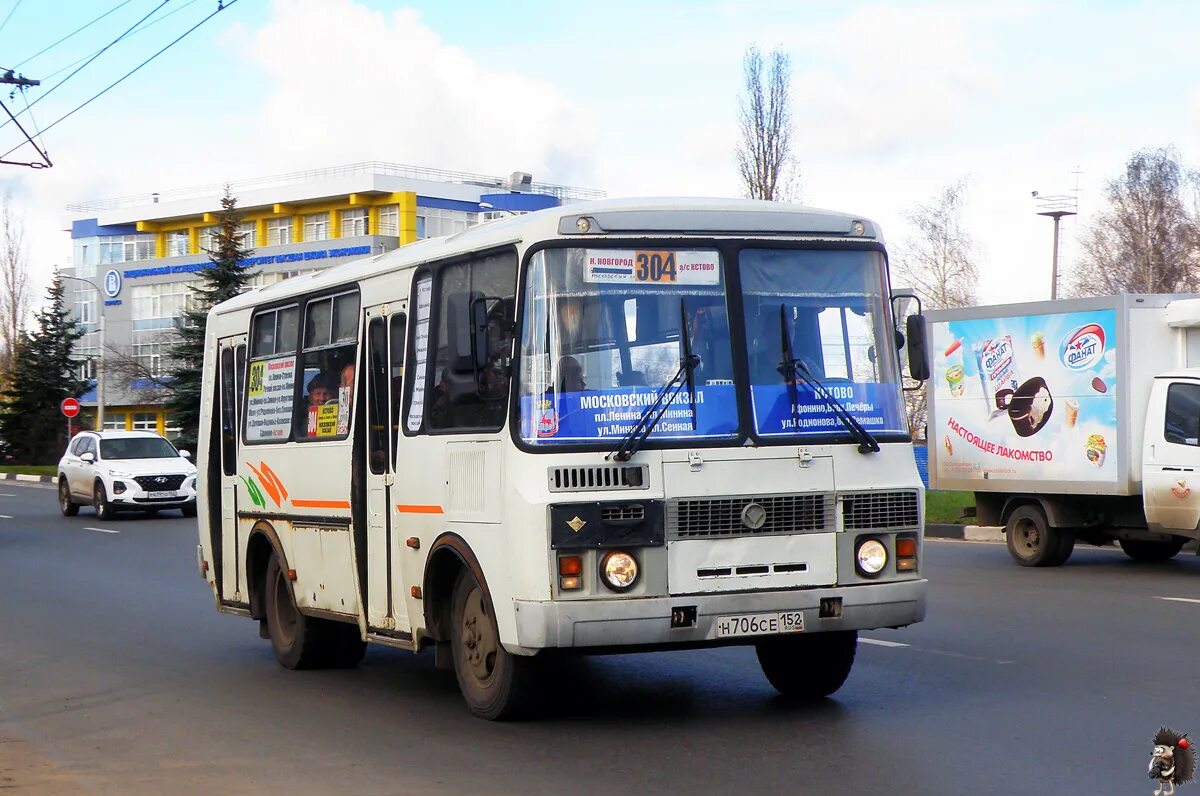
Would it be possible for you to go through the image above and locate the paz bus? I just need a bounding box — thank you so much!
[195,198,931,719]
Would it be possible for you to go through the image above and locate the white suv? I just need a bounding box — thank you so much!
[58,430,198,520]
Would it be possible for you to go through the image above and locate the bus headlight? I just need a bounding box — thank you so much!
[855,538,888,576]
[599,550,638,592]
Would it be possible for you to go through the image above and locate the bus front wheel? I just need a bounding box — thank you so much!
[265,552,327,670]
[755,630,857,699]
[449,570,535,720]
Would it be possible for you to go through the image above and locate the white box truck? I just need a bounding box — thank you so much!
[927,294,1200,566]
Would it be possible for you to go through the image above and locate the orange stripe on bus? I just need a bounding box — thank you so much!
[396,504,444,514]
[291,499,351,509]
[260,461,289,501]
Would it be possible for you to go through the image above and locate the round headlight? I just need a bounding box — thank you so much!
[856,539,888,575]
[600,550,638,592]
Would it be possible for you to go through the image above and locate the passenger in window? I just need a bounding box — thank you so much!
[307,375,335,406]
[557,356,586,393]
[340,363,355,391]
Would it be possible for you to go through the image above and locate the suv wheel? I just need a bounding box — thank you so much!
[93,481,115,521]
[58,478,79,517]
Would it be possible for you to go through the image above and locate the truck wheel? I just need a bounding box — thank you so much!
[450,569,536,720]
[756,630,857,699]
[1005,505,1065,567]
[265,551,330,670]
[58,478,78,516]
[1051,530,1075,566]
[1119,538,1185,562]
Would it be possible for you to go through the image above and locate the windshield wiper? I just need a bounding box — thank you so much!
[776,304,880,454]
[608,301,700,462]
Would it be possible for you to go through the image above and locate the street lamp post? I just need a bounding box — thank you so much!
[59,274,105,430]
[1033,193,1078,301]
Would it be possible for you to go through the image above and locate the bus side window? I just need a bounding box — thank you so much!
[367,318,388,474]
[220,348,236,475]
[389,312,406,462]
[293,290,360,440]
[428,251,516,431]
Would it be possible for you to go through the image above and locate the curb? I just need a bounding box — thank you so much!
[3,473,54,483]
[926,524,1005,542]
[926,523,964,539]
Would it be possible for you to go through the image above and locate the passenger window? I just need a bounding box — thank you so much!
[292,290,360,440]
[1165,382,1200,446]
[367,318,388,474]
[428,251,517,431]
[246,304,301,443]
[220,348,236,475]
[390,313,407,459]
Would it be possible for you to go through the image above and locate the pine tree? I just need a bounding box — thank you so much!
[0,277,87,464]
[166,188,256,449]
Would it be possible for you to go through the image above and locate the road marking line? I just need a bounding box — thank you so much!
[0,492,16,496]
[83,527,119,534]
[0,514,12,518]
[1157,596,1200,604]
[860,637,909,648]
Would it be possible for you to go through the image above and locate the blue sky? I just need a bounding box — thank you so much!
[0,0,1198,306]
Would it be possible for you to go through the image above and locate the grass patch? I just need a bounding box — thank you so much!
[926,490,974,524]
[0,465,57,476]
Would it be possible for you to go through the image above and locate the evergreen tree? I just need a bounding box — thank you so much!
[167,188,256,449]
[0,277,87,464]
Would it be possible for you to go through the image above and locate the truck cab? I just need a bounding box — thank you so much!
[1143,371,1200,536]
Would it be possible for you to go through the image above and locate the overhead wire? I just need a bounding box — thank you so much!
[34,0,202,82]
[0,0,240,160]
[0,0,23,38]
[13,0,137,71]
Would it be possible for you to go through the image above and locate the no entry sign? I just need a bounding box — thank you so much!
[61,397,81,418]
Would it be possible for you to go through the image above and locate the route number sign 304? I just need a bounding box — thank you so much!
[711,611,805,639]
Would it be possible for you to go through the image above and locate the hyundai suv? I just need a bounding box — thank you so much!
[58,430,197,519]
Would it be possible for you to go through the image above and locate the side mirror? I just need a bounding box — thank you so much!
[80,451,95,464]
[906,314,931,381]
[179,449,192,459]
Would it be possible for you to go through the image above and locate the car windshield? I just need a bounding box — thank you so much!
[517,247,738,445]
[739,248,907,438]
[100,437,179,460]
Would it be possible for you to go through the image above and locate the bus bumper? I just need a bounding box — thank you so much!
[511,579,926,650]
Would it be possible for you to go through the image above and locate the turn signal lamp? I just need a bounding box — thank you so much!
[896,535,918,572]
[558,555,583,591]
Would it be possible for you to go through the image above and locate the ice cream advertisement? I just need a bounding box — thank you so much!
[931,309,1118,484]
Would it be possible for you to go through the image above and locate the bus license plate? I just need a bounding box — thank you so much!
[147,490,176,499]
[712,611,804,639]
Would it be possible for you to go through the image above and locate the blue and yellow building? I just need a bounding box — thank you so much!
[63,161,603,435]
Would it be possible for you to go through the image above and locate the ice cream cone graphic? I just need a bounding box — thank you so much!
[1031,332,1045,359]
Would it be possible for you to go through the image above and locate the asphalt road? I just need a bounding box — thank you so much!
[4,480,1200,795]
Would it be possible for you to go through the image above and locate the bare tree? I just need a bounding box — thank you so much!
[102,338,174,404]
[892,179,979,437]
[0,194,29,373]
[1070,147,1200,296]
[736,45,799,201]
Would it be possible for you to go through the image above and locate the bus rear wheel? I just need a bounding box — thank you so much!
[450,570,535,720]
[265,552,328,670]
[755,630,857,699]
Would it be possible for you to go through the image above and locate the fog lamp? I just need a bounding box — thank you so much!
[113,481,127,495]
[599,550,638,592]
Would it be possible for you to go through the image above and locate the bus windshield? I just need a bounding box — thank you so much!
[740,248,906,438]
[517,247,739,445]
[516,245,908,448]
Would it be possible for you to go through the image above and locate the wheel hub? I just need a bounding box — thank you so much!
[460,588,496,681]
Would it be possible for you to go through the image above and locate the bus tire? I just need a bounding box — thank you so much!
[325,623,367,669]
[265,551,328,670]
[755,630,857,699]
[450,569,535,720]
[181,503,197,518]
[58,478,78,517]
[1005,504,1063,567]
[1119,538,1185,562]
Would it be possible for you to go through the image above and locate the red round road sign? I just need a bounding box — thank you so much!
[61,397,81,418]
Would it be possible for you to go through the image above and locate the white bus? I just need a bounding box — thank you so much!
[196,198,931,719]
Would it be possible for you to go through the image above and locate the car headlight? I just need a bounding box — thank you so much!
[856,538,888,576]
[108,470,131,478]
[599,550,638,592]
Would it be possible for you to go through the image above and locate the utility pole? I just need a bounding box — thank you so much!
[1033,193,1077,300]
[0,70,50,168]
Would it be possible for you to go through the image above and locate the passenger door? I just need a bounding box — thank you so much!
[1144,377,1200,534]
[74,436,99,499]
[217,339,246,602]
[363,305,410,632]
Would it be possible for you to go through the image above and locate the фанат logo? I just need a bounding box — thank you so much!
[1060,323,1106,371]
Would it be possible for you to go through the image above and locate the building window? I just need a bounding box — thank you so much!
[103,412,128,431]
[341,208,368,237]
[416,207,475,239]
[167,231,190,257]
[238,221,256,248]
[73,237,99,276]
[132,412,158,431]
[200,226,219,251]
[267,218,292,246]
[133,341,168,376]
[132,282,193,330]
[75,353,97,381]
[303,212,330,242]
[377,205,398,236]
[73,288,97,327]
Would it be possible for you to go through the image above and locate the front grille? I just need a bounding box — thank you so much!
[667,493,834,540]
[134,474,187,491]
[841,491,920,530]
[548,464,648,492]
[601,503,645,522]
